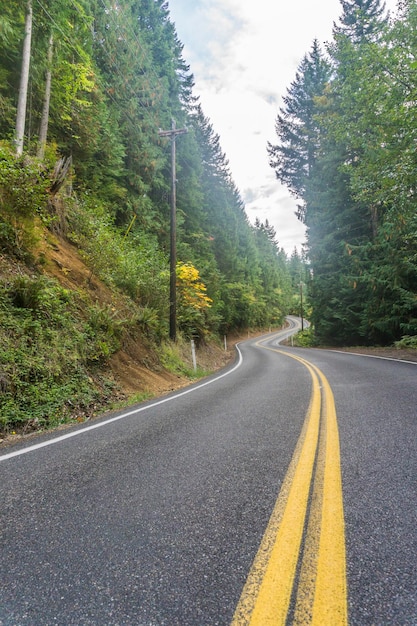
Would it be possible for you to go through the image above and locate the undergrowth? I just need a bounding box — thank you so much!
[291,327,316,347]
[158,338,212,379]
[0,274,125,433]
[0,153,221,436]
[394,335,417,349]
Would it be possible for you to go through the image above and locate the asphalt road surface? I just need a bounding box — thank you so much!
[1,319,416,625]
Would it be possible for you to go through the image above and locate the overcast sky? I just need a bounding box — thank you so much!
[167,0,398,255]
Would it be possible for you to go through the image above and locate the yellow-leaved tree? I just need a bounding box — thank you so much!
[176,262,212,340]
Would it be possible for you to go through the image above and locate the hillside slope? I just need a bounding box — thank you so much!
[0,228,235,441]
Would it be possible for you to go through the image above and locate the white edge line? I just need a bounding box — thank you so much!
[325,348,417,365]
[1,345,244,462]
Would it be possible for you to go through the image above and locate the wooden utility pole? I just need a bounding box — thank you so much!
[158,119,187,341]
[300,281,304,331]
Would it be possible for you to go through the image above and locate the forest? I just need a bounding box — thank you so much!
[2,0,416,433]
[0,0,304,432]
[268,0,417,346]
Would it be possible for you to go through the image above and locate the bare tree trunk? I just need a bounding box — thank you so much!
[37,33,54,160]
[15,0,33,157]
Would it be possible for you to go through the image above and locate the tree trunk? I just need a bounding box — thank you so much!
[370,204,378,239]
[37,33,53,160]
[15,0,33,157]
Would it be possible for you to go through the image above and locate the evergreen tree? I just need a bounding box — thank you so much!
[267,0,406,344]
[333,0,388,43]
[333,0,417,342]
[0,1,24,135]
[253,219,292,325]
[267,40,332,222]
[0,0,297,340]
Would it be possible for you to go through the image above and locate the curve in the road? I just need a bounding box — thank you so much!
[0,342,246,462]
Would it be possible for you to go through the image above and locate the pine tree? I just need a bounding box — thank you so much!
[336,0,417,342]
[333,0,388,43]
[272,0,393,344]
[267,40,332,222]
[253,219,292,325]
[0,1,26,138]
[37,33,53,159]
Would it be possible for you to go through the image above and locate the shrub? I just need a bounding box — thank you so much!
[292,327,316,347]
[394,335,417,349]
[0,145,49,217]
[67,198,169,315]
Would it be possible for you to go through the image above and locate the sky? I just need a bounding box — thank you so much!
[167,0,398,255]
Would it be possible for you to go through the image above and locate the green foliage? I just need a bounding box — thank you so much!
[67,197,169,315]
[292,327,316,347]
[0,0,296,338]
[0,0,304,433]
[269,0,417,346]
[333,0,388,43]
[0,143,56,259]
[0,275,121,432]
[0,145,49,216]
[267,40,332,221]
[84,303,124,361]
[394,335,417,349]
[134,306,162,338]
[157,338,210,379]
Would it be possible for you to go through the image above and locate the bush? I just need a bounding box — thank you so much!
[394,335,417,349]
[67,198,169,316]
[292,327,316,347]
[0,144,49,217]
[0,144,52,259]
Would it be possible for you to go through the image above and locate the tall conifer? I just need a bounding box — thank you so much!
[267,40,332,222]
[333,0,388,43]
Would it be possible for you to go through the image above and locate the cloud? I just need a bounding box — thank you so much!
[169,0,398,253]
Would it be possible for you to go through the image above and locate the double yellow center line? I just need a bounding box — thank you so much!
[231,344,348,625]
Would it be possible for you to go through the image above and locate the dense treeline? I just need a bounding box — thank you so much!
[0,0,300,335]
[0,0,304,430]
[269,0,417,346]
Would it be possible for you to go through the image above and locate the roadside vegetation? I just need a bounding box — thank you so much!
[268,0,417,346]
[2,0,416,437]
[0,0,308,436]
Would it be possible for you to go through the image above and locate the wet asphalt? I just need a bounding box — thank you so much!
[1,335,416,625]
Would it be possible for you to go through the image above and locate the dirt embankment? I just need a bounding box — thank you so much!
[0,232,241,448]
[43,234,239,398]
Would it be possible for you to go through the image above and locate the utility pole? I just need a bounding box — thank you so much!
[158,119,187,341]
[300,281,304,331]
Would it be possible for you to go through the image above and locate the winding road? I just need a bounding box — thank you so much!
[1,318,416,625]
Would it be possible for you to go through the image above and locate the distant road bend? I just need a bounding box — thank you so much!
[1,317,416,625]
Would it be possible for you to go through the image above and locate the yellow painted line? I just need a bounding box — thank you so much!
[231,343,348,626]
[310,371,347,625]
[293,404,326,625]
[231,357,321,625]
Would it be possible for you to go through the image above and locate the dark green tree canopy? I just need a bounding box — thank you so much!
[333,0,388,43]
[268,0,417,346]
[0,0,298,343]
